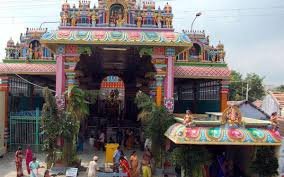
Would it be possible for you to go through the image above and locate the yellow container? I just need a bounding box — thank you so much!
[105,143,119,163]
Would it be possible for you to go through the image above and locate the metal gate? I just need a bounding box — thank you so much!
[9,108,43,152]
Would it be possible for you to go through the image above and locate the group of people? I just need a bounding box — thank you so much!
[15,146,51,177]
[93,128,140,151]
[88,145,154,177]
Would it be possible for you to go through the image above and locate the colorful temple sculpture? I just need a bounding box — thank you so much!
[0,0,231,152]
[165,106,282,176]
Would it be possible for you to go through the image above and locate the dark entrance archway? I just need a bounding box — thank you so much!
[75,46,156,127]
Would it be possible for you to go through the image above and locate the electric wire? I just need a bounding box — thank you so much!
[2,62,56,93]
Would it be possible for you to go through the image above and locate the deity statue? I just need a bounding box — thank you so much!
[38,44,42,59]
[221,106,242,127]
[155,12,162,28]
[62,12,68,26]
[28,43,33,59]
[116,14,124,27]
[183,110,193,127]
[71,12,77,26]
[136,15,142,28]
[218,50,226,62]
[270,112,279,131]
[34,43,39,59]
[91,11,98,26]
[165,16,172,28]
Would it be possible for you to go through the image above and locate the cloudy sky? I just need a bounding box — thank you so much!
[0,0,283,85]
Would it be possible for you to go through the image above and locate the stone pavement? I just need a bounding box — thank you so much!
[0,144,144,177]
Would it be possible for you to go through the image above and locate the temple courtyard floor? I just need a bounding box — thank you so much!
[0,144,149,177]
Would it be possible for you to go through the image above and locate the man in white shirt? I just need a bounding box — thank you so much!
[88,156,98,177]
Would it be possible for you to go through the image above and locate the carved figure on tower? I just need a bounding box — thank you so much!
[116,14,124,27]
[62,12,68,26]
[34,42,39,59]
[91,11,98,26]
[28,43,33,59]
[183,110,193,127]
[71,12,77,26]
[136,13,142,28]
[155,11,162,28]
[165,16,172,28]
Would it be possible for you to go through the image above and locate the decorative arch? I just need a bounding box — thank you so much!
[190,43,202,57]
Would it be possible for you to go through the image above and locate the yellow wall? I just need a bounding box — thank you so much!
[0,91,5,156]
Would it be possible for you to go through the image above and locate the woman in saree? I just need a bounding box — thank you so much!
[130,151,139,177]
[25,145,33,175]
[142,147,152,177]
[29,156,40,177]
[15,146,24,177]
[120,156,131,177]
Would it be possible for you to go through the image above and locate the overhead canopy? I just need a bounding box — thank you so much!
[174,66,231,79]
[165,123,282,146]
[40,30,192,47]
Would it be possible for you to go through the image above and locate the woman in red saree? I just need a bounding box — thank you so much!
[25,145,33,175]
[119,156,131,177]
[15,146,24,177]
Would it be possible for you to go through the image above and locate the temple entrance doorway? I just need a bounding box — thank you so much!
[75,46,156,143]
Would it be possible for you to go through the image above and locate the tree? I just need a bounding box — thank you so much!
[274,85,284,92]
[229,71,265,102]
[135,91,175,168]
[172,145,211,177]
[42,88,62,168]
[63,85,91,165]
[250,146,279,177]
[229,70,244,101]
[244,73,265,102]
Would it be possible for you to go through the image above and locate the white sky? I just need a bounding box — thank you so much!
[0,0,283,85]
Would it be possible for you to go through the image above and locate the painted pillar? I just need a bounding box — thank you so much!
[0,76,9,155]
[164,48,175,112]
[156,76,164,107]
[220,80,229,112]
[55,45,66,97]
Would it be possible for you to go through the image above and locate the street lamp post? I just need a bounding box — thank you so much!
[190,12,202,32]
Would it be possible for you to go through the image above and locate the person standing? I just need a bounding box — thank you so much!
[88,156,99,177]
[142,147,152,177]
[15,146,24,177]
[113,146,122,173]
[130,151,139,177]
[120,156,131,177]
[98,131,105,151]
[44,170,51,177]
[29,156,40,177]
[25,145,33,175]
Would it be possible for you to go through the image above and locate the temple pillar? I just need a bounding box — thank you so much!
[156,76,164,107]
[220,80,229,112]
[56,46,66,97]
[164,48,175,112]
[0,76,9,155]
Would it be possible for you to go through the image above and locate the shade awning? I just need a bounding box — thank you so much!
[174,66,231,79]
[0,63,55,75]
[165,123,282,146]
[40,30,192,47]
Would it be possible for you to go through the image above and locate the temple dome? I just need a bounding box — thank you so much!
[164,2,172,13]
[62,0,70,11]
[7,38,15,47]
[217,41,224,49]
